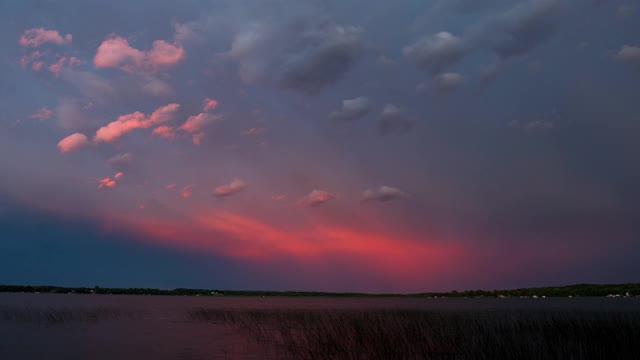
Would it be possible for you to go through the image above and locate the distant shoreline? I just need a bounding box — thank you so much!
[1,283,639,298]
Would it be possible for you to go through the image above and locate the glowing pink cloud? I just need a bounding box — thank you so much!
[31,61,45,71]
[202,98,219,112]
[57,133,90,153]
[165,183,177,190]
[147,40,185,66]
[48,57,67,77]
[180,185,194,198]
[19,28,72,47]
[272,195,287,201]
[94,103,180,143]
[120,209,465,280]
[152,126,176,140]
[114,172,124,179]
[30,107,53,121]
[98,177,117,190]
[298,190,336,207]
[93,36,144,70]
[192,132,205,145]
[48,56,84,77]
[20,51,43,69]
[179,113,221,133]
[213,179,248,198]
[93,35,185,73]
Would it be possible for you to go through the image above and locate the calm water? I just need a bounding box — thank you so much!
[1,293,638,360]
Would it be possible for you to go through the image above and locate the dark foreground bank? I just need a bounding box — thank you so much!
[1,294,639,359]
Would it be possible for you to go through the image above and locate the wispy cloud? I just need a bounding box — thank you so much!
[29,107,53,121]
[616,45,640,64]
[362,186,407,203]
[298,190,336,207]
[329,97,372,122]
[203,98,219,112]
[107,153,132,170]
[213,179,248,198]
[180,185,195,198]
[378,104,414,135]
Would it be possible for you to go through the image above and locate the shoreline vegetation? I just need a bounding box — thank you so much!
[1,283,639,298]
[189,308,640,359]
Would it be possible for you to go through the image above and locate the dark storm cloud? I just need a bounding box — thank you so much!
[432,72,465,93]
[406,0,571,86]
[476,0,564,61]
[227,19,365,94]
[403,31,467,75]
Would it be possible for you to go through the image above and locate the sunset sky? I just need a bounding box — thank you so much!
[1,0,639,293]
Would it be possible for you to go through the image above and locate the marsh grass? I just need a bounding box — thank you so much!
[0,306,137,325]
[188,308,640,359]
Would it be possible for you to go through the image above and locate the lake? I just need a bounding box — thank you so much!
[1,293,639,359]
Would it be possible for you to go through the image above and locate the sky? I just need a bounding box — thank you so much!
[1,0,639,293]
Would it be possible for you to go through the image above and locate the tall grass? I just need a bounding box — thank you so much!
[189,308,640,359]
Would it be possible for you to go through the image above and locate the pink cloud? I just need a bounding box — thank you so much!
[192,132,205,145]
[48,56,84,77]
[213,179,248,198]
[93,35,185,73]
[93,36,144,70]
[123,209,465,284]
[272,195,287,201]
[147,40,185,66]
[32,61,45,71]
[180,113,221,133]
[180,185,194,198]
[150,100,222,144]
[298,190,336,207]
[94,103,180,143]
[57,133,90,153]
[114,172,124,179]
[20,51,43,68]
[203,98,219,112]
[152,125,176,140]
[30,107,53,121]
[165,183,177,190]
[48,57,66,77]
[19,28,72,47]
[98,177,117,190]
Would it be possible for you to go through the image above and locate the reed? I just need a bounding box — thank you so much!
[189,308,640,359]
